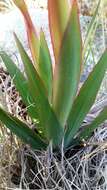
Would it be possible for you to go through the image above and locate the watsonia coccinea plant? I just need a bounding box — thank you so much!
[0,0,107,150]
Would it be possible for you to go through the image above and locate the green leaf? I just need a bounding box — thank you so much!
[53,0,82,127]
[14,34,63,147]
[78,106,107,141]
[39,30,53,100]
[0,107,47,150]
[13,0,39,68]
[0,52,38,120]
[65,50,107,148]
[48,0,69,62]
[82,0,101,60]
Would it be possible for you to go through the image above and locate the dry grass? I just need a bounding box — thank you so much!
[1,126,106,190]
[0,134,19,189]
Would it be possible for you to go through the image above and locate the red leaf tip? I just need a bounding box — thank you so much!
[71,0,80,14]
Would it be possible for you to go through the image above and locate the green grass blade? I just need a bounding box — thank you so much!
[0,52,39,120]
[78,106,107,141]
[65,50,107,148]
[14,34,63,147]
[0,107,47,150]
[82,0,101,60]
[53,0,82,127]
[39,30,53,100]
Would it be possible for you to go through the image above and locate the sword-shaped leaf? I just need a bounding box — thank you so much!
[39,30,53,100]
[13,0,53,97]
[48,0,69,62]
[14,34,63,147]
[53,0,82,127]
[0,52,38,120]
[78,106,107,141]
[0,107,47,150]
[65,50,107,148]
[13,0,39,69]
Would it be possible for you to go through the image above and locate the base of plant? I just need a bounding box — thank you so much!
[10,137,107,190]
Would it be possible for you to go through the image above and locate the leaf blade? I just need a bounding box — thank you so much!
[48,0,69,62]
[53,0,82,127]
[13,0,39,68]
[39,30,53,100]
[82,0,101,60]
[0,107,47,150]
[0,52,38,120]
[14,34,63,147]
[65,50,107,148]
[79,106,107,141]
